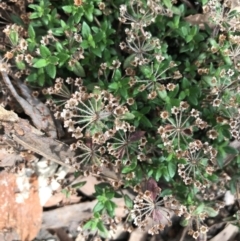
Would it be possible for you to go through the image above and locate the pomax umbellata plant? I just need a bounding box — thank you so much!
[1,0,240,240]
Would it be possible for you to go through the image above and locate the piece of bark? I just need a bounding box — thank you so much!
[78,175,100,196]
[0,148,23,167]
[12,133,73,168]
[185,13,216,29]
[129,230,148,241]
[0,172,42,241]
[209,224,238,241]
[44,192,81,208]
[0,105,18,122]
[0,62,57,138]
[41,200,97,229]
[0,110,74,168]
[14,78,57,138]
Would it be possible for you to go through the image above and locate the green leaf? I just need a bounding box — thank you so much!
[180,218,189,227]
[190,25,198,36]
[45,64,56,79]
[94,183,110,194]
[168,162,176,178]
[28,4,40,11]
[119,87,128,99]
[94,8,102,16]
[181,26,188,36]
[158,89,167,100]
[61,189,70,198]
[163,167,171,182]
[42,17,49,25]
[217,147,226,168]
[204,206,219,217]
[201,0,208,4]
[62,5,73,13]
[173,15,180,28]
[182,77,190,88]
[124,194,133,209]
[40,45,51,58]
[105,190,115,199]
[140,65,152,77]
[195,32,205,42]
[92,27,99,33]
[120,112,135,120]
[33,59,48,68]
[113,69,122,81]
[91,47,102,57]
[74,12,83,23]
[93,201,104,213]
[51,27,64,36]
[9,31,18,46]
[10,13,24,25]
[16,61,26,70]
[108,82,119,90]
[71,181,86,189]
[188,94,198,105]
[83,220,95,230]
[57,52,69,66]
[140,115,152,128]
[82,21,91,38]
[236,155,240,164]
[28,42,36,52]
[193,203,205,215]
[38,73,45,86]
[122,158,137,174]
[80,40,89,49]
[163,0,172,8]
[72,61,86,77]
[84,7,94,22]
[172,5,183,15]
[186,35,193,43]
[160,189,172,197]
[222,126,231,139]
[97,221,108,237]
[230,179,236,194]
[26,73,37,82]
[60,19,67,28]
[88,34,95,48]
[105,200,116,217]
[179,91,186,100]
[223,145,239,155]
[167,21,175,30]
[55,42,63,52]
[155,167,163,180]
[29,12,40,19]
[141,106,151,114]
[48,56,59,65]
[28,24,35,39]
[123,54,135,68]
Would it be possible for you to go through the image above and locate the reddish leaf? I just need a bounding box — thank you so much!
[146,178,161,201]
[183,127,192,136]
[129,131,145,142]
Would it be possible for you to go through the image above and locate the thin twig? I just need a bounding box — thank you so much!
[179,227,188,241]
